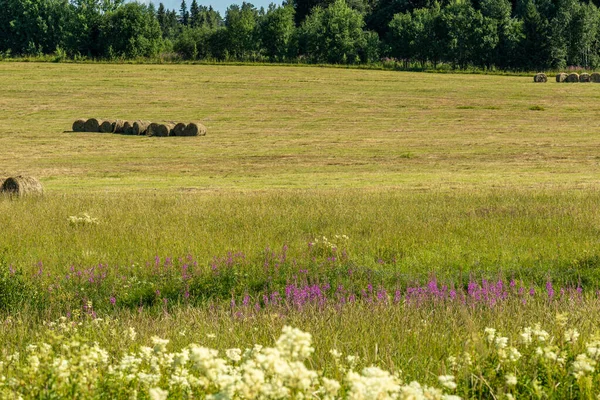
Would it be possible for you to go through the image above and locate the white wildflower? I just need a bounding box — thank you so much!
[519,327,533,345]
[148,387,168,400]
[507,347,521,362]
[573,354,596,379]
[151,337,169,353]
[276,326,314,361]
[226,348,242,362]
[505,374,517,386]
[346,366,400,400]
[484,327,496,344]
[565,329,580,344]
[495,336,508,350]
[532,324,549,342]
[438,375,457,390]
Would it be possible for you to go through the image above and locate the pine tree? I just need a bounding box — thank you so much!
[190,0,200,26]
[180,0,190,25]
[157,3,167,33]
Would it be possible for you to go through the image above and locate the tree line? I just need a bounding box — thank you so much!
[1,0,600,70]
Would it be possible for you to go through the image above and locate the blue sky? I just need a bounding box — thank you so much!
[141,0,282,15]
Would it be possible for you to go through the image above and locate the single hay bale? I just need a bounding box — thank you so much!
[533,73,547,83]
[565,73,580,83]
[99,120,115,133]
[133,120,151,135]
[146,122,160,137]
[151,123,175,137]
[72,119,86,132]
[83,118,103,132]
[122,121,134,135]
[172,122,187,136]
[113,119,126,133]
[556,73,568,83]
[579,73,591,82]
[1,176,43,196]
[591,72,600,83]
[182,122,207,137]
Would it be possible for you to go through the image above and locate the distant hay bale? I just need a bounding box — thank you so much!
[565,73,580,83]
[113,119,126,133]
[580,73,591,82]
[533,73,547,82]
[172,122,187,136]
[83,118,103,132]
[146,122,159,136]
[123,121,134,135]
[182,122,207,137]
[150,123,175,137]
[72,119,86,132]
[556,73,568,83]
[133,120,151,135]
[99,120,115,133]
[591,73,600,83]
[1,176,43,196]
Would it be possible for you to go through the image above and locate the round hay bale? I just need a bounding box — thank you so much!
[122,121,134,135]
[72,119,86,132]
[99,120,115,133]
[556,73,568,82]
[182,122,207,137]
[151,123,175,137]
[1,176,43,196]
[83,118,103,132]
[591,72,600,83]
[579,73,591,82]
[146,122,159,137]
[172,122,187,136]
[565,73,580,83]
[133,120,151,135]
[533,73,547,83]
[113,119,126,133]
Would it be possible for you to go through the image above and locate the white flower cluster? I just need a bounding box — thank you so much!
[311,234,349,252]
[447,315,600,397]
[0,321,455,400]
[68,212,99,226]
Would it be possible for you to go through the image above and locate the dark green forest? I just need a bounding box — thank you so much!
[1,0,599,70]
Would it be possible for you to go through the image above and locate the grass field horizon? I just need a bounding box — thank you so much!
[2,62,600,398]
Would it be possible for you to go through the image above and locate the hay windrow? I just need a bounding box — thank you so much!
[579,73,591,82]
[99,120,116,133]
[556,73,568,83]
[133,120,151,135]
[182,122,207,137]
[172,122,187,136]
[565,73,580,83]
[533,73,547,83]
[1,176,43,196]
[83,118,103,132]
[72,119,86,132]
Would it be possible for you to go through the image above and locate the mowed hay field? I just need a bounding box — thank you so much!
[3,63,600,397]
[0,63,599,273]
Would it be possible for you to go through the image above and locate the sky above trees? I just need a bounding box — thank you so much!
[142,0,278,14]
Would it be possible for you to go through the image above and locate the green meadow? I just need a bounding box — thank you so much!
[1,62,600,398]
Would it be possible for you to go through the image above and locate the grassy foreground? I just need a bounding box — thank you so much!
[1,62,600,398]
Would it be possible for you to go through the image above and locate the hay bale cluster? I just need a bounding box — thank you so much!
[542,72,600,83]
[1,176,43,196]
[72,118,207,137]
